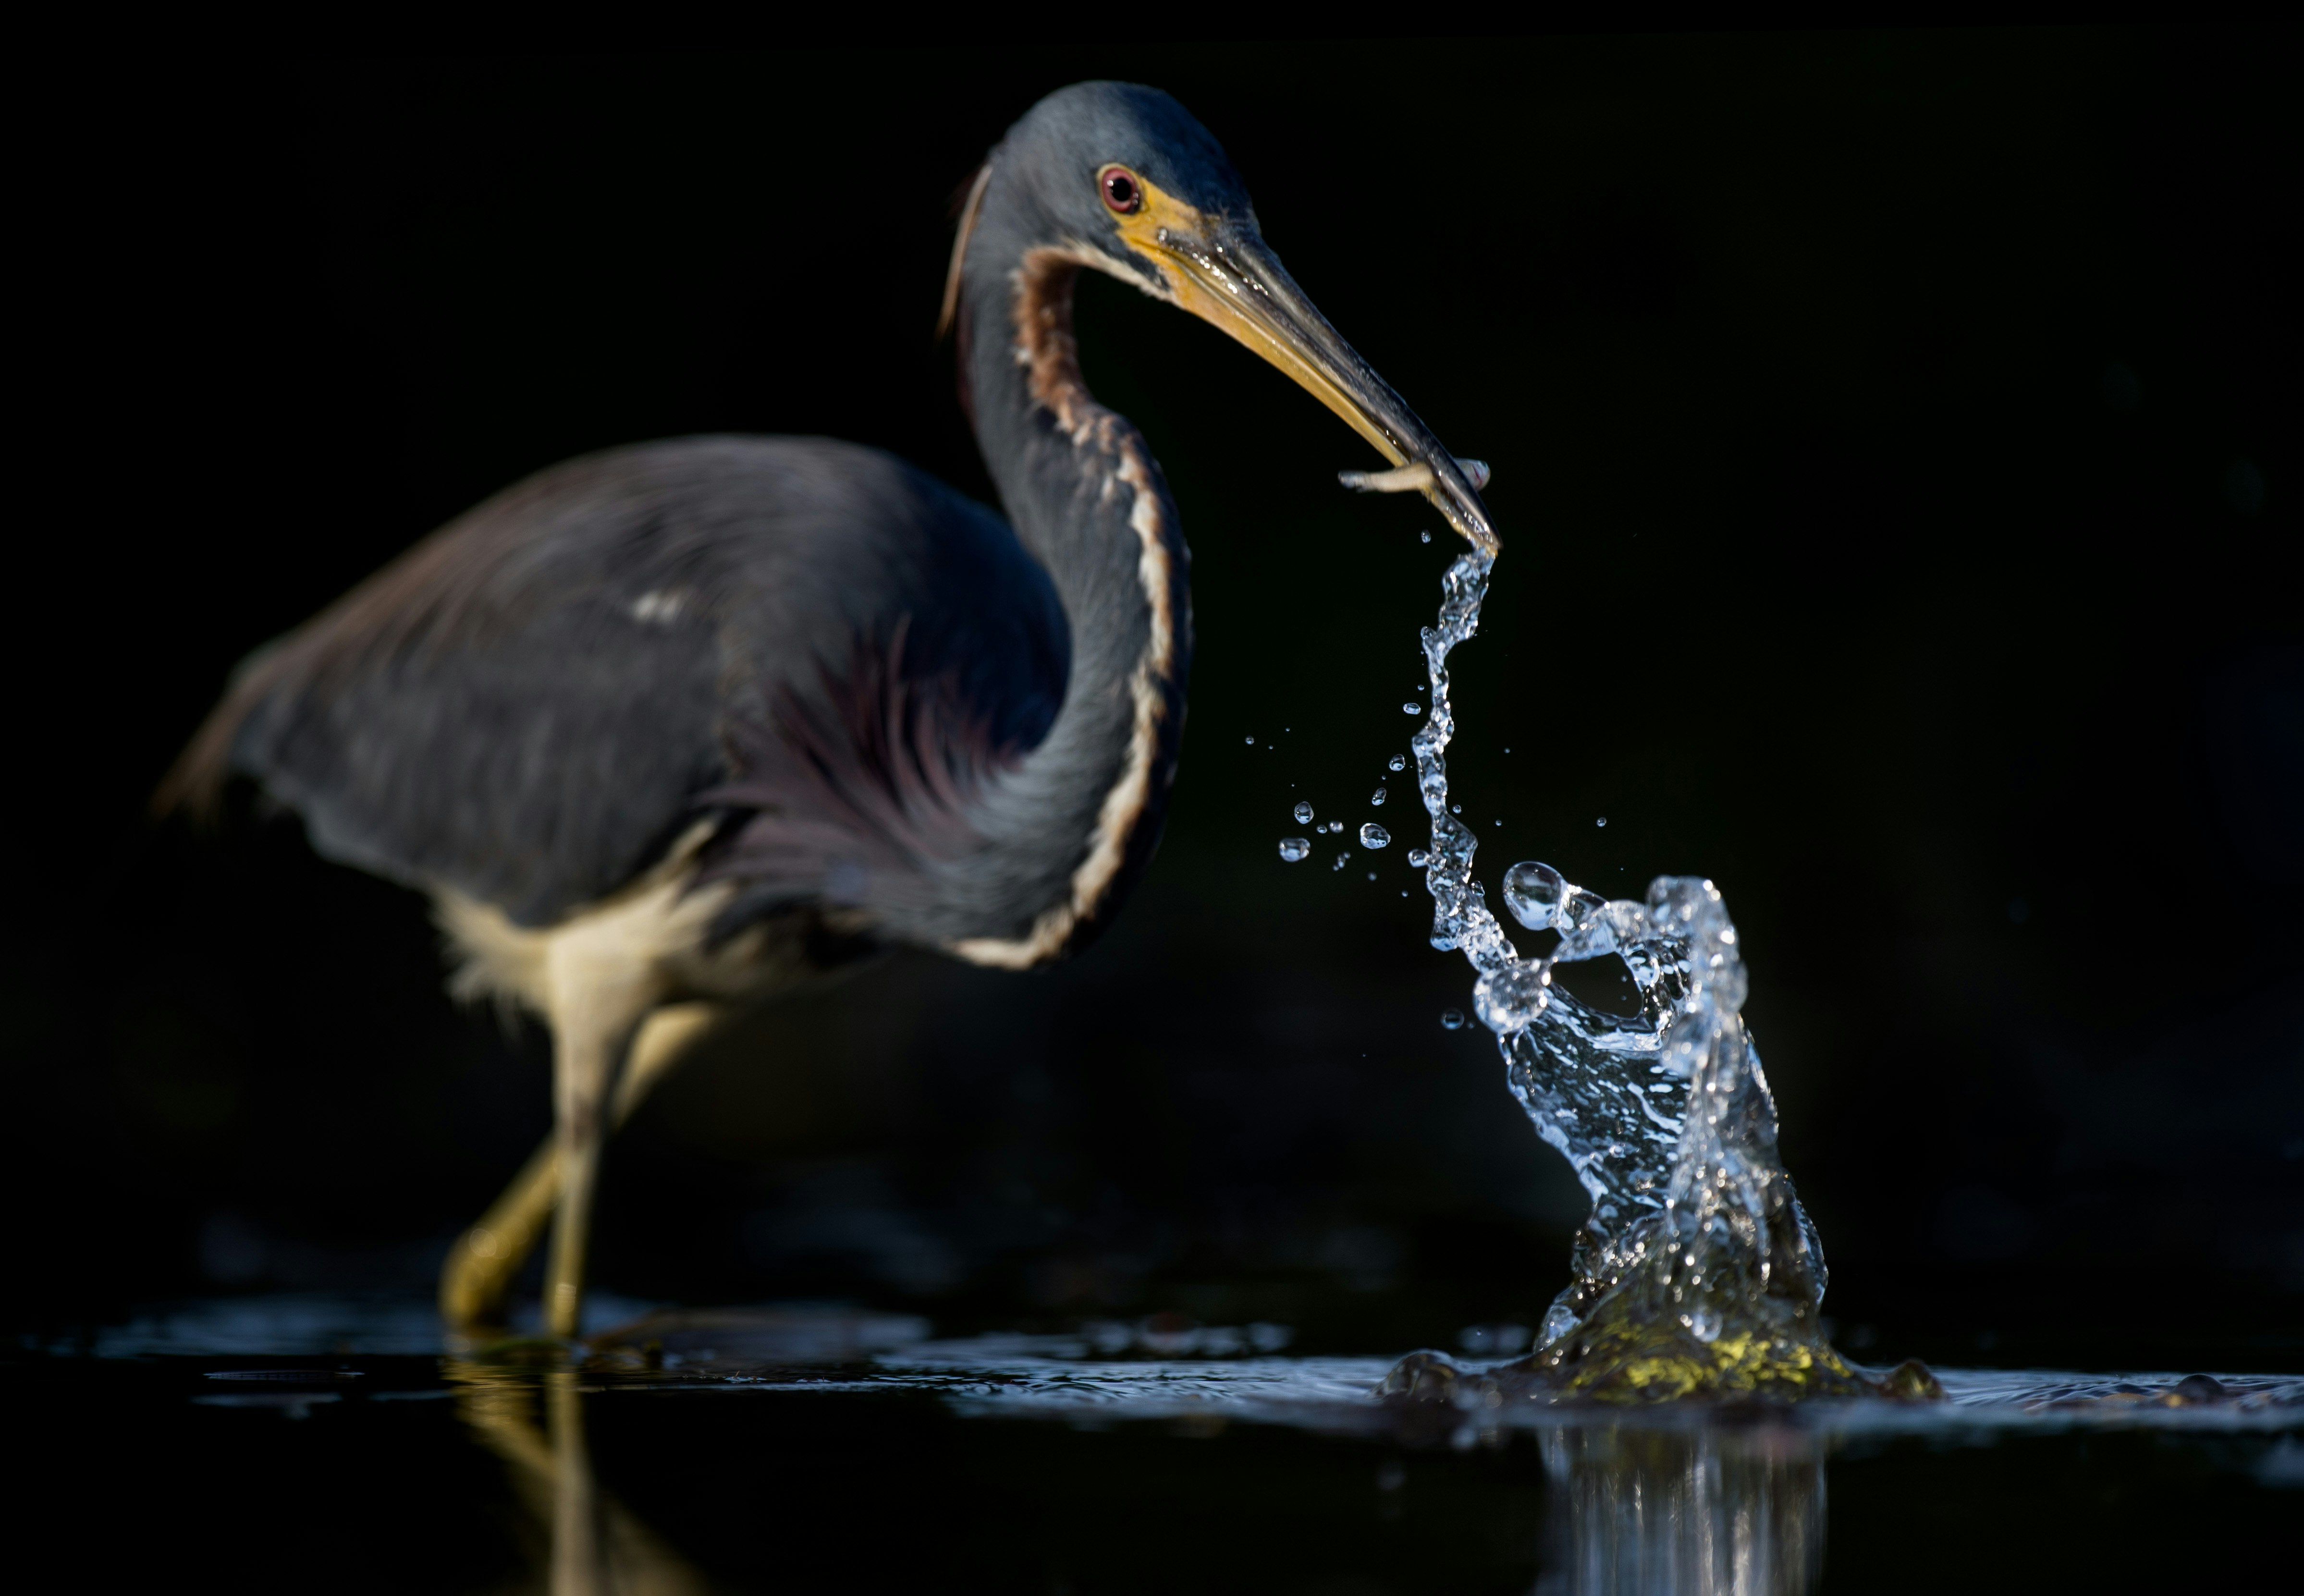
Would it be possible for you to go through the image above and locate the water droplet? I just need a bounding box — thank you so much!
[1293,801,1314,825]
[1370,787,1387,806]
[1278,838,1311,863]
[1333,853,1350,871]
[1402,702,1421,715]
[1440,1009,1465,1030]
[1360,823,1390,848]
[1367,872,1377,881]
[1407,848,1429,867]
[1595,816,1606,828]
[1420,530,1432,543]
[1388,755,1405,772]
[1329,820,1345,834]
[1244,735,1255,745]
[1502,861,1567,930]
[1450,803,1460,814]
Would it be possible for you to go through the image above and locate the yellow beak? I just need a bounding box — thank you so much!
[1113,178,1497,555]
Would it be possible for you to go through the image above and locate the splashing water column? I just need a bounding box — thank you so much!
[1387,548,1887,1403]
[1481,870,1865,1398]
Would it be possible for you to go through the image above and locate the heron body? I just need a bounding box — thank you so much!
[169,82,1492,1337]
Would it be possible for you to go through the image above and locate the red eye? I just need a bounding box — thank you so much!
[1099,165,1143,215]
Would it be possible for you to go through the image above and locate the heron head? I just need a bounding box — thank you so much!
[966,81,1495,553]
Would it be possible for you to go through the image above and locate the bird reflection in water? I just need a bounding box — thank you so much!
[446,1350,1824,1596]
[449,1362,708,1596]
[1534,1422,1825,1596]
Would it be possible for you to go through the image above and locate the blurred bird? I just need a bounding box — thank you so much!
[162,81,1495,1339]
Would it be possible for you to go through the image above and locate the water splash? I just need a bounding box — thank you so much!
[1483,869,1853,1397]
[1396,547,1867,1401]
[1405,548,1513,974]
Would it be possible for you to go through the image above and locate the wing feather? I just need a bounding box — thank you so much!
[165,437,1068,933]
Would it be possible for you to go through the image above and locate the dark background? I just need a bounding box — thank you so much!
[7,33,2296,1369]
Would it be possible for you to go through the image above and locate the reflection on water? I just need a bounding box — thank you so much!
[421,1305,2294,1596]
[449,1358,1835,1596]
[1536,1424,1824,1596]
[25,1297,2303,1592]
[452,1364,709,1596]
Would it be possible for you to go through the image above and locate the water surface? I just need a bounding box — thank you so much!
[15,1295,2298,1594]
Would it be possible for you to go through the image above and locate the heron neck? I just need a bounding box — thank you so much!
[961,249,1180,643]
[940,237,1191,964]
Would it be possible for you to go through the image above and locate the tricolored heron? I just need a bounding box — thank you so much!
[163,81,1495,1339]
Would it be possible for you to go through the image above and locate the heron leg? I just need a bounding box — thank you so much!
[541,1007,624,1341]
[611,1002,725,1127]
[440,1138,560,1329]
[440,1003,726,1331]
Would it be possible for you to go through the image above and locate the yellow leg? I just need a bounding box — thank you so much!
[440,1003,723,1332]
[440,1138,561,1329]
[544,1016,614,1341]
[610,1002,723,1127]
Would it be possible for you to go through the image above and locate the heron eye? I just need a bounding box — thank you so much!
[1099,166,1143,215]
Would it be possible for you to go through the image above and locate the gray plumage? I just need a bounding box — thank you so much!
[173,84,1236,965]
[208,437,1077,945]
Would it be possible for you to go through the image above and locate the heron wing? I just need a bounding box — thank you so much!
[187,437,1067,929]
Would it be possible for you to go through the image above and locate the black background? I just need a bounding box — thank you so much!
[6,33,2297,1371]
